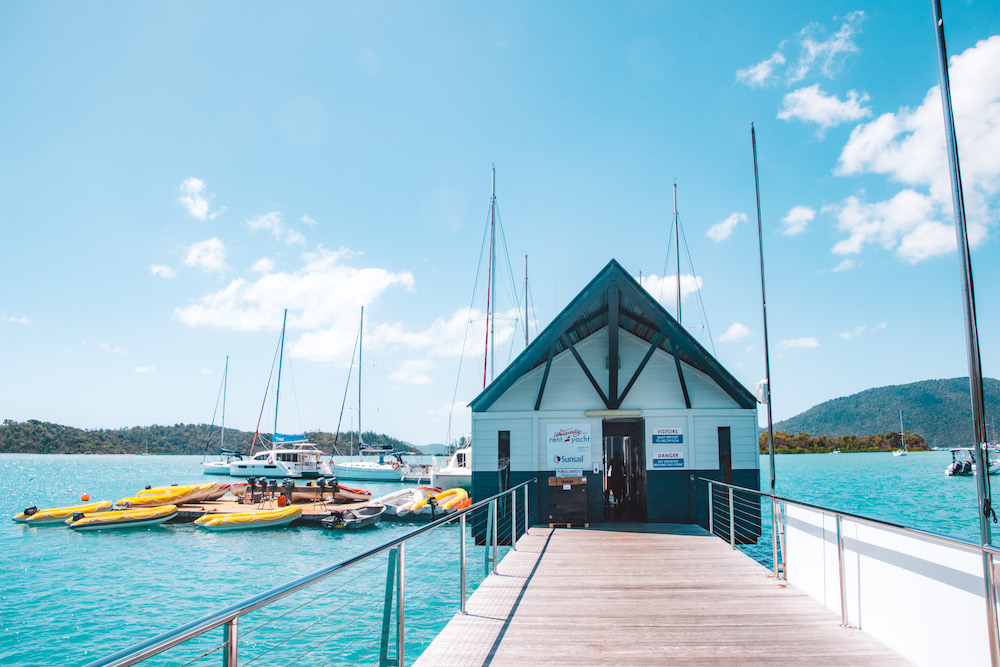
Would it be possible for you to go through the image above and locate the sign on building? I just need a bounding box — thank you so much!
[546,424,592,470]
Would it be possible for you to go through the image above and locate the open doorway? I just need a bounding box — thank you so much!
[602,418,646,522]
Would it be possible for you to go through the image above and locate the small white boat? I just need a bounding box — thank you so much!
[229,436,333,479]
[321,504,385,530]
[332,446,411,482]
[195,505,302,531]
[945,447,1000,476]
[373,487,441,517]
[430,447,472,491]
[893,410,908,457]
[203,449,245,475]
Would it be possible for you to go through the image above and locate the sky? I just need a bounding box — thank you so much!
[2,1,999,447]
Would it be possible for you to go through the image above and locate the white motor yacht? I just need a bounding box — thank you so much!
[332,446,409,482]
[229,435,332,479]
[430,446,471,490]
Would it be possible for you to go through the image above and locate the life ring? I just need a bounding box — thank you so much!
[267,454,274,465]
[391,462,400,469]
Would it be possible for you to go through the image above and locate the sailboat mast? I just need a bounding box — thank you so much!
[525,254,529,347]
[751,124,775,492]
[899,410,905,451]
[273,308,288,435]
[484,166,496,389]
[674,183,681,325]
[359,306,364,445]
[221,356,228,451]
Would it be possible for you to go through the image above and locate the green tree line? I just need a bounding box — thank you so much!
[0,419,418,455]
[760,430,930,454]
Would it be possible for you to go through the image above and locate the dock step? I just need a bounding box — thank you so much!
[549,522,589,528]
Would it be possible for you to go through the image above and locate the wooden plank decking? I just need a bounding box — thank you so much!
[414,523,909,666]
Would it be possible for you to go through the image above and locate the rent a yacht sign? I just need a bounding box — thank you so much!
[546,424,592,470]
[649,427,685,469]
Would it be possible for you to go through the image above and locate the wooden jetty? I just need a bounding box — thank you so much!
[415,524,908,666]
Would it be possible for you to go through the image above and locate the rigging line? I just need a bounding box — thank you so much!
[659,218,677,305]
[679,219,717,357]
[250,331,284,455]
[200,360,228,461]
[333,324,362,456]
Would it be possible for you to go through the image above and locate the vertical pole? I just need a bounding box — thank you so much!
[708,481,715,537]
[524,484,529,536]
[359,307,364,445]
[511,487,518,549]
[397,543,405,667]
[492,498,499,574]
[223,617,238,667]
[931,3,999,661]
[673,183,681,325]
[836,515,849,627]
[460,512,467,614]
[772,498,779,579]
[380,548,398,667]
[728,486,735,549]
[485,502,493,575]
[525,255,529,347]
[751,125,776,494]
[274,308,288,435]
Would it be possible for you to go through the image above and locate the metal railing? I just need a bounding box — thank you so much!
[697,476,1000,665]
[84,480,536,667]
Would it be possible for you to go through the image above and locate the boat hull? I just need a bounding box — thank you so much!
[332,462,404,482]
[195,506,302,531]
[430,469,471,491]
[68,505,178,531]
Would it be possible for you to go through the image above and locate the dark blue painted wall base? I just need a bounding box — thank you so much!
[472,469,761,534]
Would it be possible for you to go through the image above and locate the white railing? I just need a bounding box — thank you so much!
[699,477,1000,667]
[83,481,535,667]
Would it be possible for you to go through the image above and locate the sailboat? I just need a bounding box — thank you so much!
[202,357,244,475]
[331,308,413,482]
[228,310,333,479]
[893,410,908,457]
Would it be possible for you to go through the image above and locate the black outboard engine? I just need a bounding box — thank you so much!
[71,511,85,523]
[23,506,38,517]
[267,479,278,499]
[281,479,294,504]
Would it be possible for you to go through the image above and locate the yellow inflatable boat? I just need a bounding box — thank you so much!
[194,505,302,531]
[13,501,113,525]
[119,482,218,508]
[397,488,468,516]
[66,504,178,531]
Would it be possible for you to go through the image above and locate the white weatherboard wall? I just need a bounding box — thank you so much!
[784,504,993,666]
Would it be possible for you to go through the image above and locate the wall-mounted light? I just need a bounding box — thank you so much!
[584,409,642,417]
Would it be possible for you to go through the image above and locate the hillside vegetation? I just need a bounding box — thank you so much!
[760,430,929,454]
[774,377,1000,449]
[0,419,416,455]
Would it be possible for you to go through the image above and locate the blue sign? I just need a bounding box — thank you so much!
[652,434,683,444]
[653,457,684,469]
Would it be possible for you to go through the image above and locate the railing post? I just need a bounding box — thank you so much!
[492,498,499,575]
[728,486,735,548]
[707,481,714,537]
[222,617,237,667]
[485,502,494,575]
[771,496,779,579]
[836,514,849,627]
[380,548,398,667]
[397,543,405,666]
[511,487,518,549]
[524,484,529,536]
[460,512,467,614]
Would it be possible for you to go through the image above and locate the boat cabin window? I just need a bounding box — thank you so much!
[456,451,467,467]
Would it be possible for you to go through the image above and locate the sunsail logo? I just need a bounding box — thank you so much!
[553,454,585,464]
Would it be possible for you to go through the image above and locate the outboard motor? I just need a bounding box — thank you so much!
[71,511,85,523]
[267,479,278,499]
[281,479,294,504]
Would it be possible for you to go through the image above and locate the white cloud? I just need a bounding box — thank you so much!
[375,306,521,359]
[736,12,864,87]
[391,359,434,386]
[781,206,816,236]
[788,11,865,83]
[178,178,223,220]
[830,191,955,263]
[839,324,867,339]
[175,246,415,364]
[736,51,786,88]
[251,257,275,274]
[101,343,127,354]
[706,212,747,242]
[2,313,30,325]
[184,237,228,273]
[149,264,176,279]
[248,211,306,245]
[779,337,819,350]
[833,36,1000,260]
[778,85,870,132]
[638,273,703,307]
[831,258,859,272]
[302,215,318,226]
[134,366,155,373]
[719,322,751,343]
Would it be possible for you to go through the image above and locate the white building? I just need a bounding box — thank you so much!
[469,259,760,526]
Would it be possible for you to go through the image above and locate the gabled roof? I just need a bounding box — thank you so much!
[470,259,757,412]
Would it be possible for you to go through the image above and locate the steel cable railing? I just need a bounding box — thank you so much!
[84,480,537,667]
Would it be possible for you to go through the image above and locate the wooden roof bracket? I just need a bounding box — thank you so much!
[534,346,555,411]
[669,339,692,409]
[618,332,664,407]
[561,334,611,408]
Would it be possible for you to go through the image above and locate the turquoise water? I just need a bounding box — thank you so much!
[0,455,499,667]
[0,451,991,665]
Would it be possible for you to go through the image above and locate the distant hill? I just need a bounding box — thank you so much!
[0,419,419,456]
[774,377,1000,448]
[413,443,449,455]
